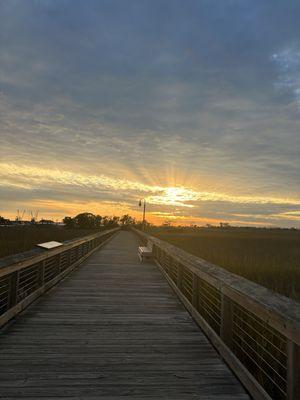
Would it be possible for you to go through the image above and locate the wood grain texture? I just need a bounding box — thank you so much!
[0,231,250,399]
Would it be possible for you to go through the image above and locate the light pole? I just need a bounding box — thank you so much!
[139,199,146,231]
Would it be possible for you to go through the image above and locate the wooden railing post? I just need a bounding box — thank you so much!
[287,341,300,399]
[177,263,183,290]
[8,271,19,308]
[153,244,158,261]
[68,248,72,266]
[192,274,199,309]
[38,261,45,287]
[58,253,62,273]
[220,293,233,349]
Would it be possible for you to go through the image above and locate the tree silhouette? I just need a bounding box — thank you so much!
[62,213,137,229]
[73,213,97,229]
[63,216,74,229]
[120,214,135,226]
[95,215,102,228]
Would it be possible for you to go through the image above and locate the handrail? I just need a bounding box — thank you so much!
[133,228,300,400]
[0,228,119,328]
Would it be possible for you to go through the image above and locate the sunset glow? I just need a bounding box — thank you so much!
[0,1,299,227]
[1,161,299,226]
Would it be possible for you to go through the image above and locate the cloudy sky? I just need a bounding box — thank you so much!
[0,0,299,226]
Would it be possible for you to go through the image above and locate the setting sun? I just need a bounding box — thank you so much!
[147,186,197,207]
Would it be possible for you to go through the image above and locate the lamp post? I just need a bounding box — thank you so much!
[139,199,146,231]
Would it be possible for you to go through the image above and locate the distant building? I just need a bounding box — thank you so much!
[39,219,55,225]
[0,217,11,226]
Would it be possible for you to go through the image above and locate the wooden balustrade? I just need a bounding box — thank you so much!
[0,228,118,329]
[133,228,300,400]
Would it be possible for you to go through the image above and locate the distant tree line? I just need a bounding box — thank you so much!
[0,216,11,225]
[0,213,152,229]
[63,213,138,229]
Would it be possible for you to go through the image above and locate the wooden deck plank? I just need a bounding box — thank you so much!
[0,231,250,399]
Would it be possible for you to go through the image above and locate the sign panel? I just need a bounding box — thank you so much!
[37,241,63,249]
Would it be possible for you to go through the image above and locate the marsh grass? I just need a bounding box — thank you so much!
[148,227,300,301]
[0,226,102,259]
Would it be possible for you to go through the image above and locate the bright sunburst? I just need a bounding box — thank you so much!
[147,186,198,207]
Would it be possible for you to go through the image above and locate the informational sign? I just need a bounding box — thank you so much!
[36,241,63,249]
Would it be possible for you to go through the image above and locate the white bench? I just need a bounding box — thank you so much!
[138,244,153,263]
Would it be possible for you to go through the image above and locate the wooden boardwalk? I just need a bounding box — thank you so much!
[0,231,250,399]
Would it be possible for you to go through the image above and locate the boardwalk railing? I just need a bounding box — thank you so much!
[0,228,118,329]
[133,228,300,400]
